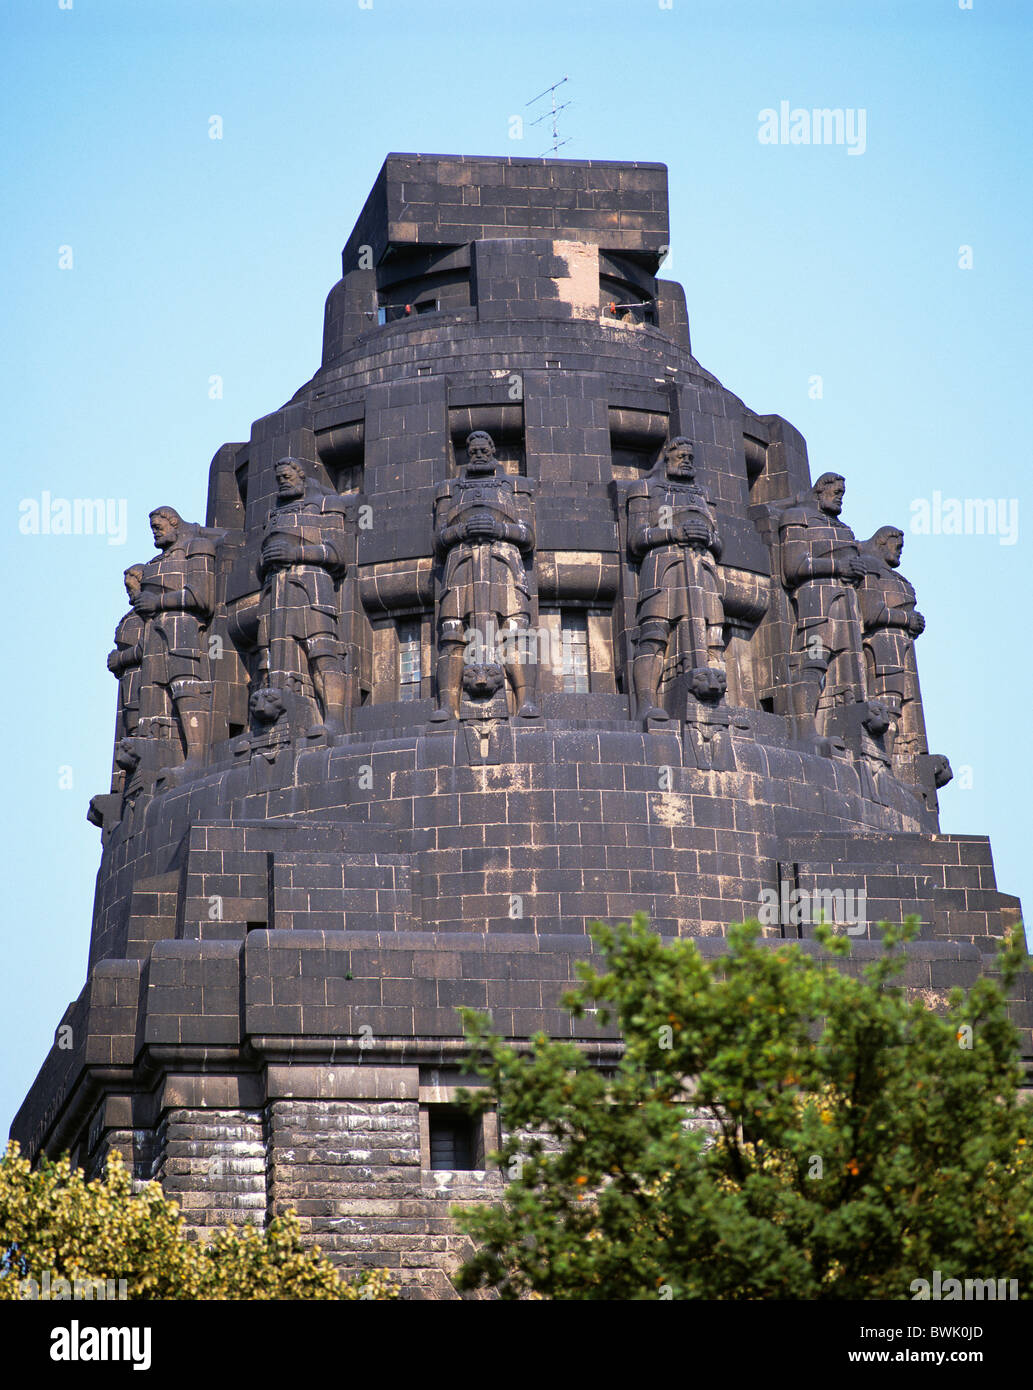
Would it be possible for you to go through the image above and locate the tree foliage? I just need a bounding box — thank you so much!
[453,914,1033,1299]
[0,1143,397,1300]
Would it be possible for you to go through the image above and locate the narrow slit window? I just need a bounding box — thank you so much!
[561,612,590,694]
[398,618,422,700]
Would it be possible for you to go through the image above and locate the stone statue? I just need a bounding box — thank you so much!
[431,431,539,720]
[106,565,145,740]
[858,525,929,758]
[778,472,869,735]
[232,686,291,766]
[627,436,726,721]
[256,457,352,735]
[133,507,216,766]
[249,684,288,729]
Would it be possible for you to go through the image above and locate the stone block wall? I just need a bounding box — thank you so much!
[153,1109,267,1232]
[12,152,1031,1299]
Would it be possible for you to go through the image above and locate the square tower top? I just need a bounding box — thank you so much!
[341,153,670,272]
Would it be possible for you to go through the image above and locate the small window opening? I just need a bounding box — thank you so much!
[428,1106,480,1170]
[561,612,590,694]
[397,618,422,700]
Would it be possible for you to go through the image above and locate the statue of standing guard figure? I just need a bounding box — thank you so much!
[431,431,539,721]
[133,507,217,767]
[778,472,870,736]
[256,457,352,736]
[628,436,727,722]
[858,525,929,759]
[106,565,145,742]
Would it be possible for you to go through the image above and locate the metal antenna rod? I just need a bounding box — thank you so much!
[526,76,571,157]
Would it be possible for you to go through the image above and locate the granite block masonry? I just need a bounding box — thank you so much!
[13,153,1030,1299]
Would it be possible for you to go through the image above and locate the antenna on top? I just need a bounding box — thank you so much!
[526,76,572,157]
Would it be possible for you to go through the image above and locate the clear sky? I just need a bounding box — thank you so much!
[2,0,1030,1139]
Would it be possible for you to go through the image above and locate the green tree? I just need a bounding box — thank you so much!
[452,914,1033,1299]
[0,1144,397,1300]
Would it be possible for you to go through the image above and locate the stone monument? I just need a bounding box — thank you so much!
[13,154,1031,1298]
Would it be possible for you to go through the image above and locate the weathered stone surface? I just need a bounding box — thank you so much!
[12,152,1030,1297]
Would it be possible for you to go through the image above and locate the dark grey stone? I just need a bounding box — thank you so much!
[12,151,1030,1300]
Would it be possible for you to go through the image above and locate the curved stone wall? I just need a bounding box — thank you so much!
[15,155,1027,1297]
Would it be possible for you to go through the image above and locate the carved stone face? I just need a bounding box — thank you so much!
[124,571,142,603]
[250,686,287,725]
[932,753,953,788]
[149,513,178,549]
[462,662,505,698]
[465,433,497,476]
[275,461,306,502]
[114,737,141,772]
[816,477,846,516]
[665,438,695,480]
[877,530,905,568]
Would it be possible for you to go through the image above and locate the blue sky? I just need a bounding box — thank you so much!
[2,0,1030,1138]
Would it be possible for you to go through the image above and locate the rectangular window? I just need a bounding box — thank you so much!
[397,618,422,700]
[428,1106,480,1171]
[561,612,590,694]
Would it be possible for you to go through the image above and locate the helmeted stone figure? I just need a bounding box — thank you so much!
[858,525,929,758]
[778,472,868,734]
[256,457,352,735]
[134,507,217,766]
[628,436,726,721]
[106,565,145,740]
[431,431,538,720]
